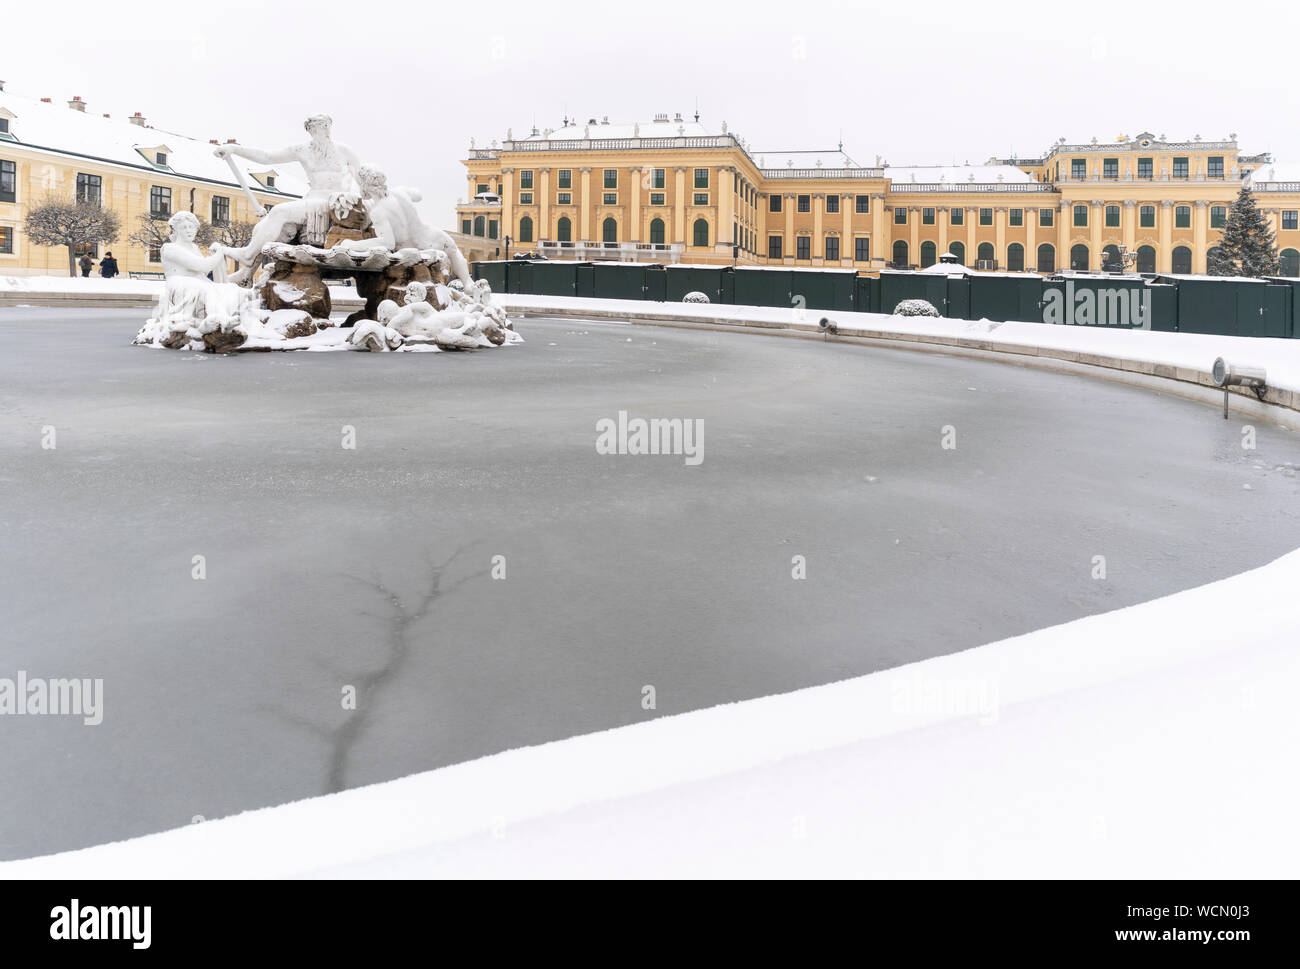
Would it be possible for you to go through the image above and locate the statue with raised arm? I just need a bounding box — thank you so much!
[338,165,473,289]
[213,114,363,281]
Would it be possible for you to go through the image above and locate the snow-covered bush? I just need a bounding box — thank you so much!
[683,291,710,303]
[893,298,940,317]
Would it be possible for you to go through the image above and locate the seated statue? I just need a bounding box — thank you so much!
[154,211,253,335]
[336,166,473,289]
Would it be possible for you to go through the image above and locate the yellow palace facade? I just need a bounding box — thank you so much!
[0,84,302,277]
[458,116,1300,277]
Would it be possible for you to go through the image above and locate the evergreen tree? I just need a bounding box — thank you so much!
[1208,186,1278,277]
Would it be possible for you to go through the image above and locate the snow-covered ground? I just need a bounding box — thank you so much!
[498,293,1300,394]
[4,544,1297,879]
[0,274,360,302]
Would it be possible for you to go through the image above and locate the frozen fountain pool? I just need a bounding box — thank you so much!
[2,306,1299,860]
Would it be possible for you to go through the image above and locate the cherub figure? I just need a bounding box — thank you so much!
[336,167,473,289]
[389,281,483,349]
[347,298,404,352]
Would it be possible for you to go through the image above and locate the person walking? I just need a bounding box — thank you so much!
[99,252,119,279]
[78,253,94,277]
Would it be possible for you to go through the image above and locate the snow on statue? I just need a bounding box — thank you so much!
[134,108,516,354]
[133,211,258,350]
[213,114,363,282]
[339,166,473,290]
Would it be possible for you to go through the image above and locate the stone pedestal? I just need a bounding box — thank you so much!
[260,260,332,318]
[202,327,248,354]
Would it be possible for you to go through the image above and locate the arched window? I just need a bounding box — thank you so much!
[556,216,571,243]
[1280,248,1300,277]
[473,215,485,237]
[693,218,709,247]
[650,218,665,247]
[1172,245,1192,274]
[1036,243,1055,273]
[1070,244,1090,271]
[1102,244,1122,270]
[892,240,909,267]
[518,215,533,243]
[977,242,995,266]
[920,240,937,268]
[603,217,618,246]
[948,241,965,265]
[1007,243,1025,272]
[1136,245,1156,274]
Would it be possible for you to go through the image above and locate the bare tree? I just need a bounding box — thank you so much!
[22,196,122,276]
[212,219,255,250]
[129,212,214,254]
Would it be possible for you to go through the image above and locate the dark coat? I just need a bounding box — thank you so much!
[99,257,119,278]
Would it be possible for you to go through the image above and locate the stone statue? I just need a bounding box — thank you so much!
[390,280,482,348]
[336,165,473,289]
[214,114,363,279]
[133,211,256,349]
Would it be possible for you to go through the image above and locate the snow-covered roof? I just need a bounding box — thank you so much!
[920,260,977,276]
[0,87,307,197]
[755,149,863,170]
[1245,162,1300,184]
[885,164,1035,185]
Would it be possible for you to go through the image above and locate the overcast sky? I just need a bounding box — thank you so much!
[6,0,1297,226]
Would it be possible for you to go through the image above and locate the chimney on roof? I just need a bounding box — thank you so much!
[41,97,52,103]
[102,113,110,118]
[225,138,237,144]
[0,81,6,91]
[209,139,219,144]
[674,112,683,122]
[129,111,146,126]
[653,113,668,123]
[68,96,86,112]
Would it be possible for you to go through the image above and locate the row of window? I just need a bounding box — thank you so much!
[485,184,1300,237]
[517,191,715,208]
[770,194,873,214]
[504,168,712,194]
[889,240,1049,271]
[765,235,870,261]
[880,203,1300,231]
[2,161,240,224]
[1064,156,1226,180]
[891,206,1058,227]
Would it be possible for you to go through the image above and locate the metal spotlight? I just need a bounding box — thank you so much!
[819,317,839,336]
[1212,357,1267,419]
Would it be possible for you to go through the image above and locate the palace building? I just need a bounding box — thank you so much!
[457,115,1300,277]
[0,83,304,276]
